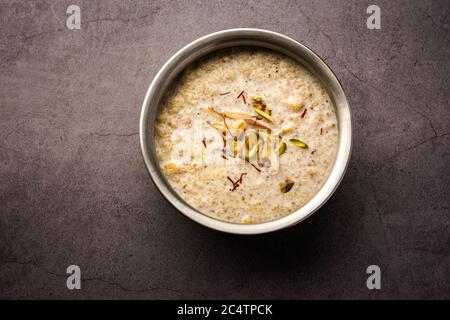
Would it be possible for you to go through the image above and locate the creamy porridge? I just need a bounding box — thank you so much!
[154,48,338,223]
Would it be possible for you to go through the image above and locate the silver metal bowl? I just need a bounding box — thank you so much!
[140,28,352,234]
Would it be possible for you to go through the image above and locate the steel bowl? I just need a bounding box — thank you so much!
[140,28,352,234]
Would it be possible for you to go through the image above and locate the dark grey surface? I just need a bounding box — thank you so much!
[0,0,449,299]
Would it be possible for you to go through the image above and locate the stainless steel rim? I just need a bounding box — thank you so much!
[140,28,352,234]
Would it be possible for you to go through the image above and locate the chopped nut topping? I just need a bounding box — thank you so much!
[251,97,273,122]
[289,138,308,149]
[224,111,252,119]
[279,126,294,136]
[277,141,287,155]
[279,179,295,193]
[243,118,272,132]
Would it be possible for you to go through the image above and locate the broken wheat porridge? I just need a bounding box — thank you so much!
[155,48,338,223]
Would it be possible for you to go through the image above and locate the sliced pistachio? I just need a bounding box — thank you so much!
[251,97,267,110]
[279,179,295,193]
[254,107,273,122]
[224,111,252,119]
[276,141,287,156]
[251,97,273,122]
[289,138,308,149]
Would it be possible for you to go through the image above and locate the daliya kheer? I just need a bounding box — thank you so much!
[155,48,338,223]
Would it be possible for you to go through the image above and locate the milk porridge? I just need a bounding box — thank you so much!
[154,48,338,223]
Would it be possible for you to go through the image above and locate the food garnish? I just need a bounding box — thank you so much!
[224,111,252,119]
[300,108,308,119]
[243,118,272,132]
[251,97,273,122]
[276,141,287,155]
[236,121,247,130]
[209,122,226,135]
[251,97,267,111]
[254,108,273,122]
[164,162,186,175]
[279,179,295,193]
[223,118,235,138]
[237,91,247,104]
[206,107,225,120]
[249,162,261,173]
[289,138,308,149]
[227,173,247,191]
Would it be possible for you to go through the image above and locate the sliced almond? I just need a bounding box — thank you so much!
[254,107,273,122]
[224,111,252,119]
[251,97,273,122]
[236,121,247,130]
[243,119,272,132]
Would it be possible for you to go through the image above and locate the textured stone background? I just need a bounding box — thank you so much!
[0,0,449,299]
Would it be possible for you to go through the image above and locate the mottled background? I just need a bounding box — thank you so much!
[0,0,449,299]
